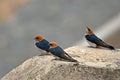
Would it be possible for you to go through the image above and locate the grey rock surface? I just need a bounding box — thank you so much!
[1,46,120,80]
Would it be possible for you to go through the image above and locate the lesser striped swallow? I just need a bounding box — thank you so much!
[85,26,115,50]
[34,34,50,54]
[49,42,78,62]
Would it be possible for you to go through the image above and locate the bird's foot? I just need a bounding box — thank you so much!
[96,45,101,48]
[38,52,51,56]
[45,52,51,55]
[51,58,62,61]
[87,46,94,48]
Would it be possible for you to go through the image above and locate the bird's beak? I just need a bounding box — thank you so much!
[34,37,37,41]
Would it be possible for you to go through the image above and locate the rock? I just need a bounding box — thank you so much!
[1,46,120,80]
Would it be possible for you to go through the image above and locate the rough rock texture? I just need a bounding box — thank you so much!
[1,46,120,80]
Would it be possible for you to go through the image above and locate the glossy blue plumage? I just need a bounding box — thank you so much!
[85,34,114,50]
[49,46,77,62]
[49,46,64,56]
[35,39,50,52]
[85,34,102,44]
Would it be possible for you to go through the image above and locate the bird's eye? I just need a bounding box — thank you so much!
[49,44,53,46]
[35,37,39,40]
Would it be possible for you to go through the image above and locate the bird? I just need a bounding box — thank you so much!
[34,34,50,54]
[49,42,78,62]
[85,26,115,50]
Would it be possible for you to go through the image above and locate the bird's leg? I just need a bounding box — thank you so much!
[51,56,62,61]
[96,45,100,48]
[44,51,51,55]
[38,51,51,56]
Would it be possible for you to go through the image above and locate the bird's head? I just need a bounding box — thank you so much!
[49,42,58,48]
[86,26,94,35]
[34,34,44,41]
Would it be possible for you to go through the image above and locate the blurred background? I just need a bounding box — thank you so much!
[0,0,120,78]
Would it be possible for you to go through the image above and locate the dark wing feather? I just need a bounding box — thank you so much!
[49,46,77,62]
[59,53,77,62]
[85,34,114,49]
[35,39,50,52]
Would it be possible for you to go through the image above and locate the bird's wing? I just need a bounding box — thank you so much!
[86,34,104,45]
[64,51,72,58]
[86,34,114,49]
[59,53,77,62]
[50,47,77,62]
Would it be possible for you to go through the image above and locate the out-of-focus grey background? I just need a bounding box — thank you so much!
[0,0,120,78]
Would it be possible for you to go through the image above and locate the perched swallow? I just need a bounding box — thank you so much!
[34,34,50,53]
[85,26,115,50]
[49,42,78,62]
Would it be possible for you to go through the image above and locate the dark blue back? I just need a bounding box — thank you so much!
[85,34,102,44]
[49,46,64,56]
[35,39,50,51]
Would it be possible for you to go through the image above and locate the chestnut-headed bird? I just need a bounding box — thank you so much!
[34,34,50,54]
[49,42,78,62]
[85,26,115,50]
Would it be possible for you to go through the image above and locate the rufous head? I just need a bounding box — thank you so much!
[34,34,44,41]
[49,42,58,48]
[86,26,94,35]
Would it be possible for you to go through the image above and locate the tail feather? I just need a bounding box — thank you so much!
[64,52,72,58]
[60,54,78,62]
[105,45,115,50]
[98,41,115,50]
[101,43,115,50]
[66,57,78,62]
